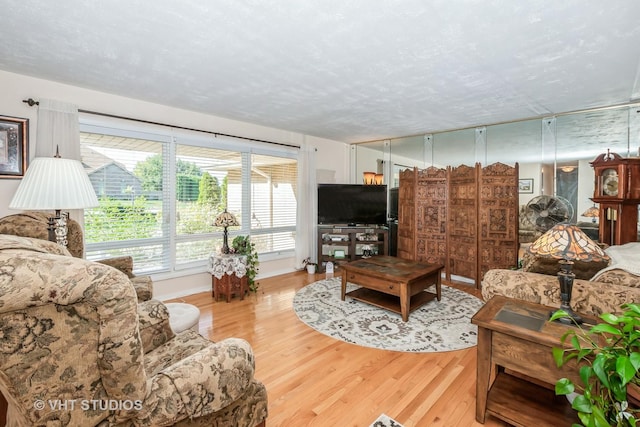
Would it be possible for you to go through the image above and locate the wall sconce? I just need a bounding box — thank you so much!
[374,173,383,185]
[363,171,376,185]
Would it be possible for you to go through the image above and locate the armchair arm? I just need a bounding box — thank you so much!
[97,256,134,277]
[138,300,175,354]
[128,338,255,425]
[131,276,153,302]
[97,256,154,301]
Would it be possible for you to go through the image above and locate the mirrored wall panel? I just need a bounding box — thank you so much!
[354,103,640,236]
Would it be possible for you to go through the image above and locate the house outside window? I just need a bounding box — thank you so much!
[79,120,298,275]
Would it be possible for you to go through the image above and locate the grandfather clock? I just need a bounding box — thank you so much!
[590,150,640,245]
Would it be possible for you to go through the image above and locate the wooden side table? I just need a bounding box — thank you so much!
[471,296,597,426]
[208,254,248,302]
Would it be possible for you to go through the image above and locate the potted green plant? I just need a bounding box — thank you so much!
[302,257,317,274]
[552,303,640,427]
[230,235,259,293]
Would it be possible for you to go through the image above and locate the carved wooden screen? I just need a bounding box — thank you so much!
[414,166,448,268]
[478,162,519,280]
[447,164,479,283]
[396,168,416,260]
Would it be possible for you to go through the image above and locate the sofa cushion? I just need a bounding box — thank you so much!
[520,250,608,280]
[594,269,640,288]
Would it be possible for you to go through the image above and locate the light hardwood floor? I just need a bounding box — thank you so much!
[170,271,510,427]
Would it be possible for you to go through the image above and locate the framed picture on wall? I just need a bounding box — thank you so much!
[0,115,28,178]
[519,178,533,194]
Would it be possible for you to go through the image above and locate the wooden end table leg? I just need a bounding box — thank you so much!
[436,271,442,301]
[400,283,409,322]
[341,274,347,301]
[226,274,232,303]
[211,275,215,298]
[475,327,492,423]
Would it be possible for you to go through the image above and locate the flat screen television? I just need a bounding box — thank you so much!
[317,184,387,226]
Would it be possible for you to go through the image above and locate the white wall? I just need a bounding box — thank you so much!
[577,159,596,222]
[0,70,350,299]
[518,162,542,206]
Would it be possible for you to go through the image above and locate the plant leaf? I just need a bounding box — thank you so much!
[572,394,592,413]
[550,309,571,322]
[553,347,566,367]
[600,312,620,324]
[591,406,613,427]
[580,365,593,386]
[590,323,622,336]
[617,355,636,385]
[592,354,611,388]
[556,378,574,395]
[630,352,640,372]
[622,303,640,317]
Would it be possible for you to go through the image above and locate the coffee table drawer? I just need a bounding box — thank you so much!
[345,272,401,296]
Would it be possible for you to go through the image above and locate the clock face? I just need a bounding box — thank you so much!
[602,168,619,196]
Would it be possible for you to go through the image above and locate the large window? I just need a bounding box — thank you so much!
[79,120,298,275]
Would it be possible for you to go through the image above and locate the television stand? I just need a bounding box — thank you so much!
[317,225,388,272]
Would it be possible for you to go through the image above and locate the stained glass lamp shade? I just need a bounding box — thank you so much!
[528,223,609,324]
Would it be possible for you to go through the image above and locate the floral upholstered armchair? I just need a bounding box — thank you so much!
[0,234,268,427]
[0,211,153,302]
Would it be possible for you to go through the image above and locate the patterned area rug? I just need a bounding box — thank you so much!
[370,413,404,427]
[293,277,483,352]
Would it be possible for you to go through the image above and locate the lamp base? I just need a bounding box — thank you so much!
[47,210,69,247]
[221,228,230,254]
[550,260,583,325]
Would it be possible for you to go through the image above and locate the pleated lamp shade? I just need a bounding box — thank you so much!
[9,157,99,210]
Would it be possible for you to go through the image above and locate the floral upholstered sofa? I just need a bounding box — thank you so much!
[0,234,267,427]
[482,242,640,316]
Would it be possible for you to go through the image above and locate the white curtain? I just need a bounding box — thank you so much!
[35,99,84,226]
[295,140,317,268]
[35,99,81,160]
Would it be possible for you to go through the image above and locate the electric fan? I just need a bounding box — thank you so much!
[524,195,574,233]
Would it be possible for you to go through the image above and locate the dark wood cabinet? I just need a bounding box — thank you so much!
[317,225,388,272]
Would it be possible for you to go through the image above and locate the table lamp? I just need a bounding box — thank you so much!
[527,223,609,325]
[214,209,239,254]
[581,205,599,224]
[9,151,99,246]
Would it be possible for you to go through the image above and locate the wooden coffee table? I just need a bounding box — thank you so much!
[340,256,444,321]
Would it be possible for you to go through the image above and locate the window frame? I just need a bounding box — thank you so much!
[79,115,298,278]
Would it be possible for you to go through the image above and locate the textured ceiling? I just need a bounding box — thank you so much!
[1,0,640,143]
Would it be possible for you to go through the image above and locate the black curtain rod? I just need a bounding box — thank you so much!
[22,98,300,149]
